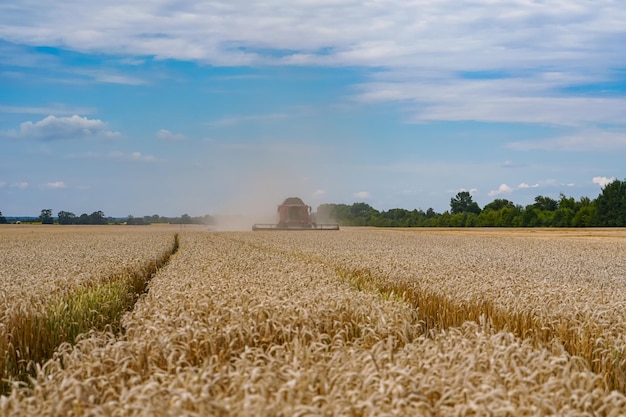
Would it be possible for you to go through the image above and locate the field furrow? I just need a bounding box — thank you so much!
[233,228,626,392]
[2,230,625,416]
[0,225,178,391]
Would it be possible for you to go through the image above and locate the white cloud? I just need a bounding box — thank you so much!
[11,182,29,189]
[43,181,67,189]
[108,151,158,162]
[157,129,186,141]
[5,0,623,69]
[1,1,625,127]
[132,152,156,162]
[488,184,513,197]
[218,140,322,156]
[0,104,95,115]
[207,112,291,127]
[67,150,158,162]
[592,176,616,188]
[352,191,371,199]
[66,151,99,159]
[8,115,120,141]
[0,42,148,86]
[0,181,6,188]
[312,189,326,198]
[357,76,626,126]
[507,130,626,151]
[540,179,559,187]
[488,182,544,197]
[83,70,147,85]
[417,97,626,126]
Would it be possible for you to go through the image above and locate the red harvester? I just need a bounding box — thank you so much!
[252,197,339,231]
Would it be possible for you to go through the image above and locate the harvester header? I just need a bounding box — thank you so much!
[252,197,339,231]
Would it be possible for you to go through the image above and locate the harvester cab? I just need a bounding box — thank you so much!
[252,197,339,231]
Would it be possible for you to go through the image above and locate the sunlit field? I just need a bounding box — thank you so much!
[2,226,626,416]
[0,225,179,393]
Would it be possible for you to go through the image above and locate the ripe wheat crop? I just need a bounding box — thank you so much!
[236,228,626,391]
[0,225,178,391]
[2,228,626,416]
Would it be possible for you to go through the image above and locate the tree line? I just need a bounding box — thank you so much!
[2,179,624,228]
[0,209,214,225]
[316,179,626,227]
[126,214,214,225]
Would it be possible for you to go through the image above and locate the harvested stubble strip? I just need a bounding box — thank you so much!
[0,231,179,394]
[233,228,626,393]
[2,231,626,416]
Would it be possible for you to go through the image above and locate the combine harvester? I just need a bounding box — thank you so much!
[252,197,339,231]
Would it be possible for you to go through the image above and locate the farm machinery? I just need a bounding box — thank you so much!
[252,197,339,231]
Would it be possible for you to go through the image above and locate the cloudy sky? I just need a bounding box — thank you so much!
[1,1,625,218]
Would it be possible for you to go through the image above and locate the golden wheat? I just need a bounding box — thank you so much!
[0,225,176,309]
[0,224,179,390]
[236,228,626,391]
[2,229,625,416]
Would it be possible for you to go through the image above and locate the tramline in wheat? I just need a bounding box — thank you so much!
[2,227,626,415]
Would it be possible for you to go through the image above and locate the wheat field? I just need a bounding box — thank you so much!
[2,227,626,416]
[0,225,178,392]
[0,225,177,309]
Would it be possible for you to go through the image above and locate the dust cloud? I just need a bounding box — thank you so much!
[193,138,341,231]
[210,163,327,231]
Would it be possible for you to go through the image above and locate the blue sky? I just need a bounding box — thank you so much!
[1,0,625,218]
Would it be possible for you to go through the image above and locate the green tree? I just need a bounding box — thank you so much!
[571,197,596,227]
[464,212,479,227]
[89,211,107,225]
[39,209,54,224]
[476,209,499,227]
[533,195,558,211]
[426,208,437,218]
[558,194,576,211]
[351,203,379,226]
[501,205,523,227]
[450,191,481,215]
[58,211,76,225]
[317,202,378,226]
[351,202,377,217]
[572,204,596,227]
[316,204,345,224]
[479,199,519,227]
[522,206,541,227]
[0,211,6,224]
[483,199,515,212]
[381,208,412,227]
[448,213,465,227]
[126,215,146,225]
[537,210,555,227]
[427,211,448,227]
[595,179,626,226]
[552,207,573,227]
[551,194,576,227]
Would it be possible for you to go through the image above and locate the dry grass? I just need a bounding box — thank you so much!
[2,229,626,416]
